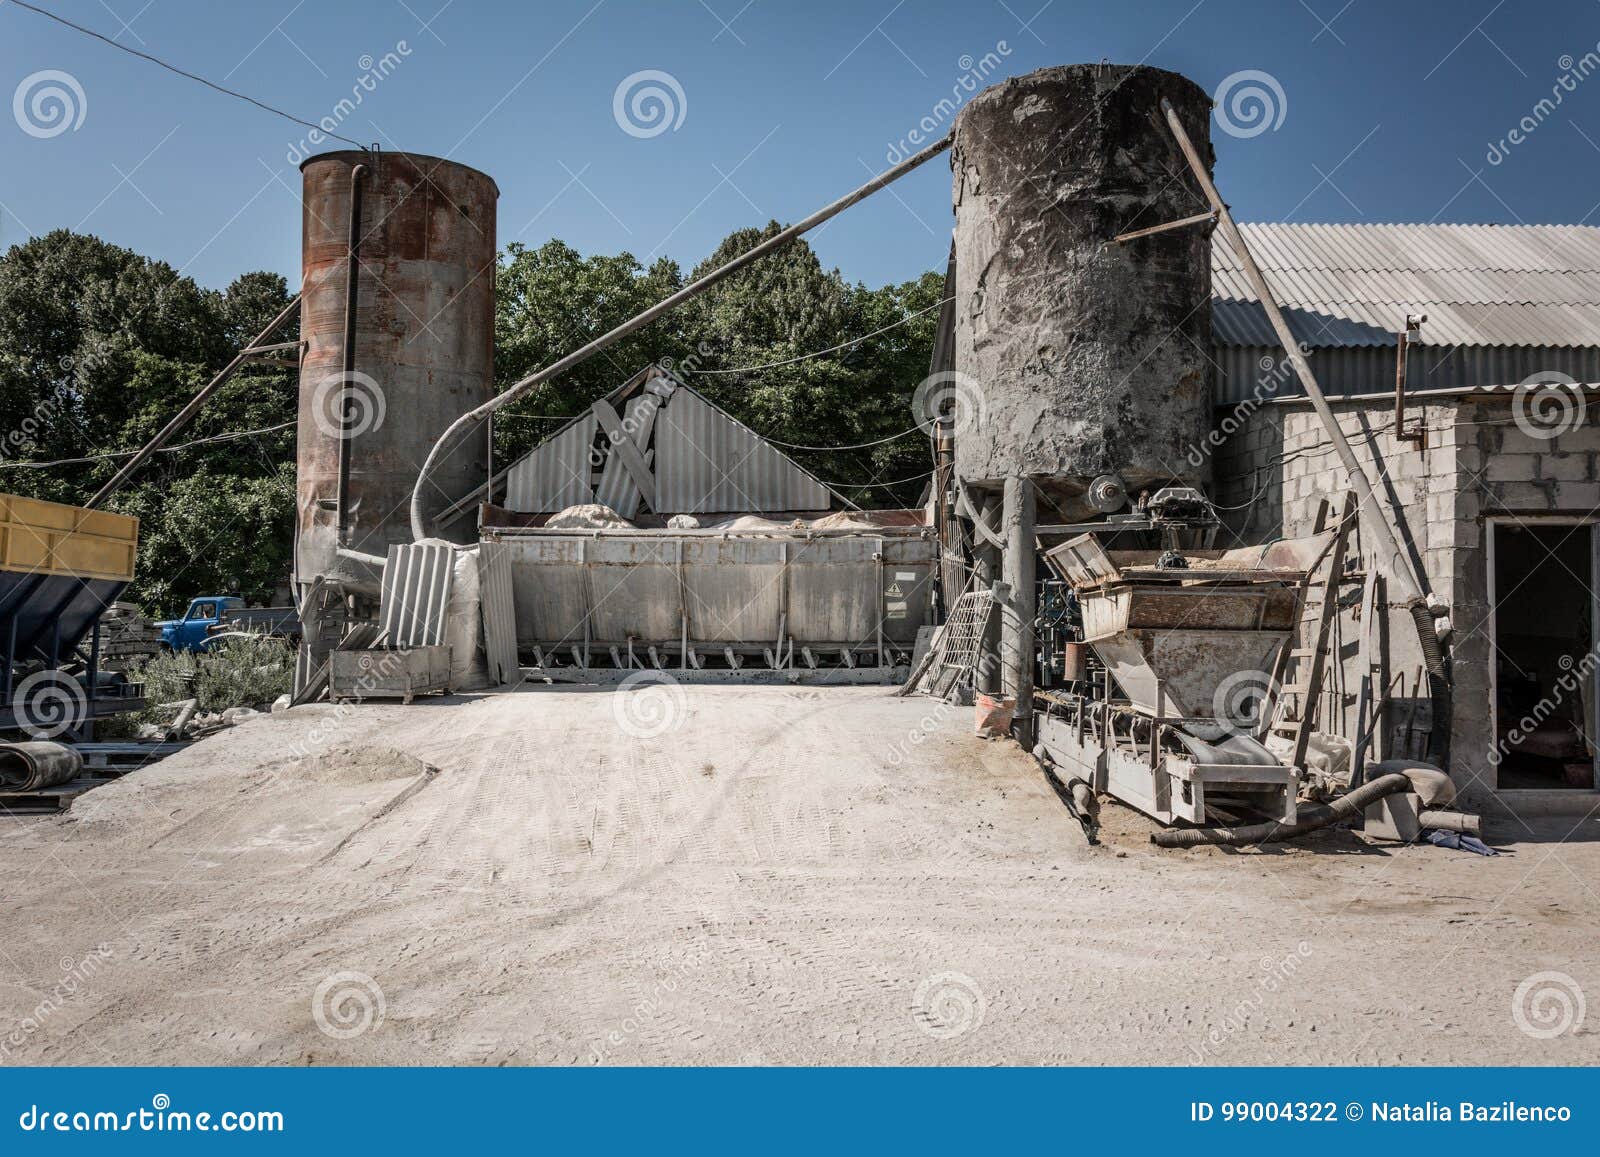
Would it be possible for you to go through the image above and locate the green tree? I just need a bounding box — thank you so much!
[493,240,685,461]
[0,231,297,614]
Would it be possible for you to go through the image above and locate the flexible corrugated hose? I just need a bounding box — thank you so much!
[1150,772,1414,849]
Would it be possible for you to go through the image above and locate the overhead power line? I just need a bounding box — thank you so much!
[7,0,367,149]
[694,297,951,375]
[0,420,295,470]
[763,424,925,452]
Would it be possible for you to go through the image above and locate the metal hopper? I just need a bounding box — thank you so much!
[1035,533,1326,828]
[1047,534,1309,722]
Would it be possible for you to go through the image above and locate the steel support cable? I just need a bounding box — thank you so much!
[693,296,952,376]
[763,425,926,452]
[0,420,296,470]
[409,132,956,541]
[7,0,367,149]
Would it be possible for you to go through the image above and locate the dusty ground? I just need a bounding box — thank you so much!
[1,683,1596,1066]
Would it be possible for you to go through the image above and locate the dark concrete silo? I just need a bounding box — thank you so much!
[951,64,1213,516]
[296,150,498,584]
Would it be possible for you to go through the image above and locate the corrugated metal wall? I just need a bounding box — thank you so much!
[379,543,456,647]
[652,389,833,514]
[503,413,596,512]
[1215,344,1600,406]
[476,539,518,685]
[500,379,836,515]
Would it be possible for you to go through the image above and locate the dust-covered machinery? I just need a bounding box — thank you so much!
[1034,533,1326,826]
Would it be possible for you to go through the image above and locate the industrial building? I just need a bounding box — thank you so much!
[1210,223,1600,814]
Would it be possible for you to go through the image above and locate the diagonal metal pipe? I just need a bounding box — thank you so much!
[408,133,956,541]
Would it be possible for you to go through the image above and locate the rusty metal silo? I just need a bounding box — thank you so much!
[295,150,498,585]
[951,64,1213,516]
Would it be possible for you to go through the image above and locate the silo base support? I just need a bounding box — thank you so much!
[1001,475,1036,749]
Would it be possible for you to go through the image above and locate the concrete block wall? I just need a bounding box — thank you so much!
[1212,395,1600,809]
[1208,398,1511,807]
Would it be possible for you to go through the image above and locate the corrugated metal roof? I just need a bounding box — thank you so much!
[1213,223,1600,349]
[652,388,835,514]
[499,365,843,516]
[503,411,595,512]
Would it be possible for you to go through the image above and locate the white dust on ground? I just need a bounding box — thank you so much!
[1,685,1596,1066]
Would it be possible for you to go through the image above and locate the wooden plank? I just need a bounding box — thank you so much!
[1350,572,1379,786]
[1290,491,1359,771]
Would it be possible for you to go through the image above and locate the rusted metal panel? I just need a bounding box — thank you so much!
[476,539,518,685]
[296,151,498,584]
[379,542,455,647]
[497,536,590,653]
[679,536,785,644]
[586,536,686,644]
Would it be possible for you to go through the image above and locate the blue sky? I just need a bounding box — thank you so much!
[4,0,1600,290]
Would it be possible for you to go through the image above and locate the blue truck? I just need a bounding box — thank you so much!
[158,597,300,653]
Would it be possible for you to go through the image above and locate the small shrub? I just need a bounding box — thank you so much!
[104,634,293,737]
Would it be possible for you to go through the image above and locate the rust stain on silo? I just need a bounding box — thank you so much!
[296,150,498,584]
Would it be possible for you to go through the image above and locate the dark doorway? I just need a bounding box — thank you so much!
[1492,522,1597,790]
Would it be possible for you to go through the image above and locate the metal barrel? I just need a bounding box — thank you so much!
[296,151,498,585]
[951,64,1214,514]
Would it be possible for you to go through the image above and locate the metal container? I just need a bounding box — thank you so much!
[951,64,1213,513]
[1045,533,1308,721]
[490,528,937,665]
[329,645,452,703]
[296,151,498,584]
